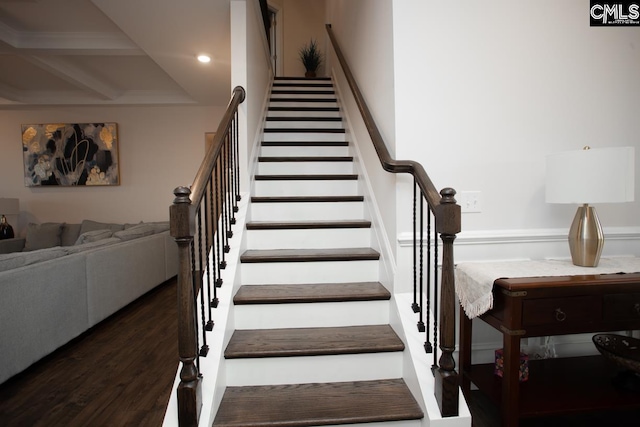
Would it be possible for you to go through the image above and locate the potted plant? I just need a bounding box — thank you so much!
[299,39,323,78]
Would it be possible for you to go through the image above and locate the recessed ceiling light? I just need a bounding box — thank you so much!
[197,54,211,64]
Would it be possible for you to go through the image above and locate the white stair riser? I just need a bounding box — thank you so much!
[253,180,358,197]
[246,227,371,250]
[250,201,364,221]
[226,352,403,386]
[264,121,343,129]
[267,110,341,118]
[269,101,338,109]
[263,132,346,142]
[271,93,336,100]
[258,161,353,175]
[234,300,389,329]
[260,145,349,157]
[241,260,379,284]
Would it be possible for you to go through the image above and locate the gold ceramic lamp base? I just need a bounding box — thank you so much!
[568,204,604,267]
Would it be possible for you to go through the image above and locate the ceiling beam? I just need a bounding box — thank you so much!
[23,55,121,100]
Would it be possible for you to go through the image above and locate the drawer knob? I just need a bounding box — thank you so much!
[555,308,567,322]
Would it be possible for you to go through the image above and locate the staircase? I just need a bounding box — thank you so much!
[212,77,424,426]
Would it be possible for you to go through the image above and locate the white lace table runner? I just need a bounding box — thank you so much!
[455,257,640,319]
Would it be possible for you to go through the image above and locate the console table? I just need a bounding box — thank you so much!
[457,259,640,427]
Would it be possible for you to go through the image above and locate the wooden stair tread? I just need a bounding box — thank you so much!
[213,379,423,427]
[246,220,370,230]
[272,83,333,88]
[225,325,403,359]
[240,248,379,263]
[258,156,353,162]
[234,282,390,305]
[254,174,357,181]
[251,195,363,203]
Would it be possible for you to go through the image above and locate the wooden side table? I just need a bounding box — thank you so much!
[459,272,640,426]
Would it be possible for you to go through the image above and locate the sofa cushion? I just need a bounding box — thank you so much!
[0,247,67,272]
[79,220,124,235]
[74,229,113,245]
[60,223,82,247]
[24,223,64,251]
[113,224,155,241]
[64,237,120,254]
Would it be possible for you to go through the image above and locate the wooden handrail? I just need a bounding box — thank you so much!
[326,23,461,417]
[170,85,246,426]
[190,86,246,205]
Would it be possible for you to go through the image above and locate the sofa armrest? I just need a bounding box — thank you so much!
[0,238,25,254]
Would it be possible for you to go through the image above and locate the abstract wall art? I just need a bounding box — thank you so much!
[22,123,120,187]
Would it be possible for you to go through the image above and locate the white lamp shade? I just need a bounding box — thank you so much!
[545,147,635,204]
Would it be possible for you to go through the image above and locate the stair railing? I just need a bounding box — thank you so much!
[170,86,246,427]
[326,24,461,417]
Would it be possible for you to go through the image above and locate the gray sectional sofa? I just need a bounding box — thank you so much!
[0,219,178,384]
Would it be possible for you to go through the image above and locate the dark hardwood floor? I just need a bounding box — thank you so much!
[3,276,639,427]
[468,388,640,427]
[0,278,178,427]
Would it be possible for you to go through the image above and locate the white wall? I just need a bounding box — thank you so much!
[391,0,640,362]
[325,0,398,257]
[231,0,274,194]
[0,106,224,235]
[393,0,640,242]
[281,0,328,77]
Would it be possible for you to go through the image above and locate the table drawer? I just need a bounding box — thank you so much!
[604,293,640,321]
[522,296,600,327]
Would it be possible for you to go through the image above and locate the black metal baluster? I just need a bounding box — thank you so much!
[234,111,241,204]
[226,135,236,228]
[425,205,433,354]
[189,239,201,371]
[412,179,419,314]
[418,195,425,333]
[204,182,217,320]
[218,156,228,267]
[196,209,209,357]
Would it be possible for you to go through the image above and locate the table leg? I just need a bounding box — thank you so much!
[459,306,472,400]
[502,332,521,427]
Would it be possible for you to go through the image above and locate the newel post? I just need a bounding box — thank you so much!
[170,186,202,427]
[434,188,461,417]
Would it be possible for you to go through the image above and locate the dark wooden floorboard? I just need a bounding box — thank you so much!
[233,282,390,304]
[224,325,403,359]
[213,379,423,427]
[0,278,178,427]
[469,389,640,427]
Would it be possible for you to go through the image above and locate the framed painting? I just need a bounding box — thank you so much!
[22,123,120,186]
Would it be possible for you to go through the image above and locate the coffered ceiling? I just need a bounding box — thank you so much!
[0,0,231,107]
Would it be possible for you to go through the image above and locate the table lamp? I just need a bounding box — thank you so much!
[545,146,635,267]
